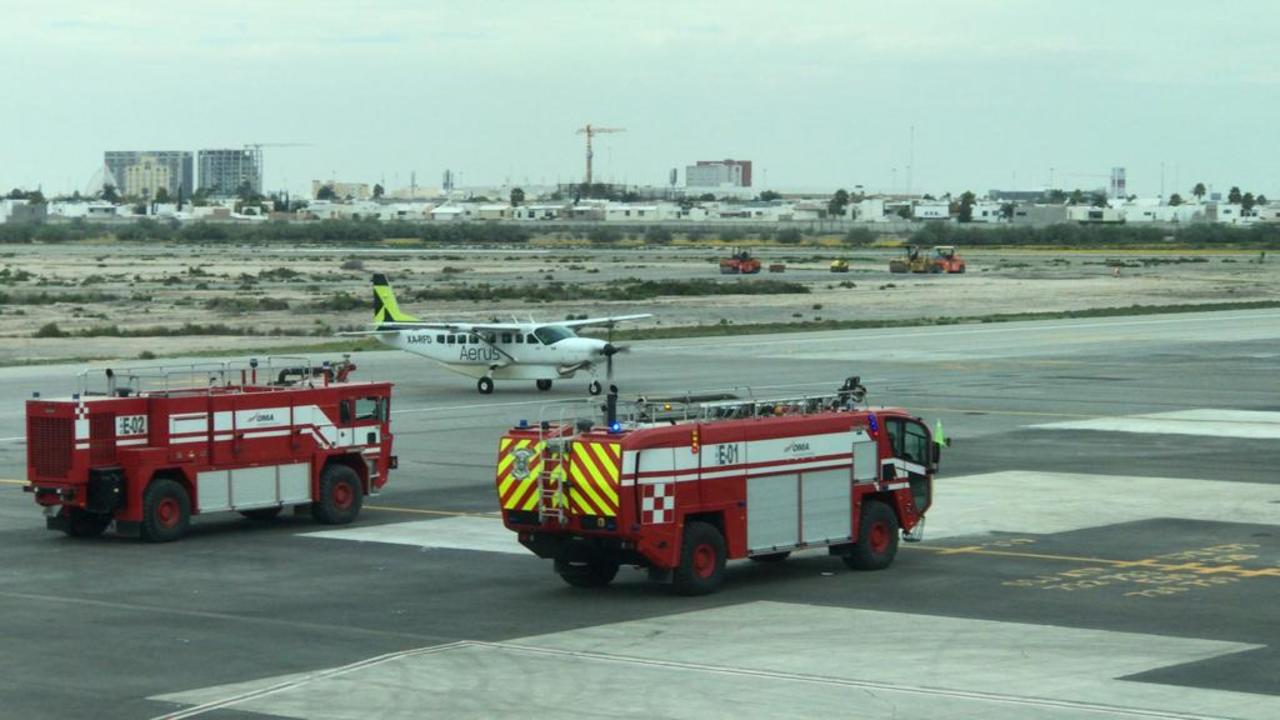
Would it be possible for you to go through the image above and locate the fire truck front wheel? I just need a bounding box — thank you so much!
[843,501,899,571]
[672,521,727,596]
[141,478,191,543]
[312,463,363,525]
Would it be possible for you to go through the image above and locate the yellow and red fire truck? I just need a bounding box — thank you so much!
[24,357,395,542]
[496,378,940,594]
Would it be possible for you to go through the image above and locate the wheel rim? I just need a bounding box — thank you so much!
[157,498,180,528]
[692,543,717,578]
[869,521,890,554]
[333,482,354,510]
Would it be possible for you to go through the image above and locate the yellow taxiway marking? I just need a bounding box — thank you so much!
[0,478,28,486]
[910,545,1280,579]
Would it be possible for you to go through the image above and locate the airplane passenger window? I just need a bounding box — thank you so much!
[447,335,456,345]
[486,333,496,343]
[527,334,538,344]
[501,333,512,343]
[436,334,445,343]
[515,334,523,343]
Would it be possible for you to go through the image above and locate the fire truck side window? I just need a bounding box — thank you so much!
[354,397,382,421]
[885,418,903,457]
[903,422,930,464]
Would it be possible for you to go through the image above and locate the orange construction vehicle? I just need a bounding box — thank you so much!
[719,248,762,275]
[930,246,966,273]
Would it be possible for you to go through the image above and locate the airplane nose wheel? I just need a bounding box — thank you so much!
[587,380,602,396]
[477,377,495,394]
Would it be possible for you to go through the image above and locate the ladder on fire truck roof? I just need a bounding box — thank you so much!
[74,355,357,397]
[535,376,869,436]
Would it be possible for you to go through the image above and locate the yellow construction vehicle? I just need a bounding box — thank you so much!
[889,245,929,273]
[829,259,849,273]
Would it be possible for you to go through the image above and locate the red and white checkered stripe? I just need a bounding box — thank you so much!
[640,483,674,524]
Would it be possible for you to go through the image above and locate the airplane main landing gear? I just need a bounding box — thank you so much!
[588,380,603,396]
[477,377,495,394]
[536,379,553,391]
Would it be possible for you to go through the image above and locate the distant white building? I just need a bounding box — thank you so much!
[852,198,887,222]
[912,201,951,221]
[968,201,1006,223]
[1066,206,1124,224]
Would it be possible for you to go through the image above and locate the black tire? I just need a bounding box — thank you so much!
[672,521,727,595]
[843,501,899,570]
[312,463,363,525]
[141,478,191,543]
[554,541,620,588]
[60,508,112,538]
[536,379,553,391]
[587,380,602,396]
[749,551,791,563]
[239,506,283,521]
[477,377,495,394]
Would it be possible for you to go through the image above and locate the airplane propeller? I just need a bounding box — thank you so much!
[601,322,629,382]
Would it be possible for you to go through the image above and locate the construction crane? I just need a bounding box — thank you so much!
[574,124,624,185]
[244,142,315,194]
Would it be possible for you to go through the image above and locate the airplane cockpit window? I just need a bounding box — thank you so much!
[533,326,575,345]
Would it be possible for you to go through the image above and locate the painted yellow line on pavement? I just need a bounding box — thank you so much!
[0,478,28,486]
[909,545,1280,579]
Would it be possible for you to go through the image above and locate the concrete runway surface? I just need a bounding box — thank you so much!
[0,309,1277,719]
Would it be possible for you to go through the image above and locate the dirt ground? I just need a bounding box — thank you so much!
[1,243,1275,363]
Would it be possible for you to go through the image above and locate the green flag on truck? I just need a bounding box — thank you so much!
[934,419,947,446]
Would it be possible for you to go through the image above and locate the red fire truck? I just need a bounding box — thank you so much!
[24,357,395,542]
[496,378,941,594]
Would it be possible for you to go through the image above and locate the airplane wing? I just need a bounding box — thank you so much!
[371,320,528,332]
[558,314,653,329]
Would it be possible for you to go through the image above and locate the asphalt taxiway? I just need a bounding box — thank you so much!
[0,309,1277,719]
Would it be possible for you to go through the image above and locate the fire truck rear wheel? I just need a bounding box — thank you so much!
[312,464,363,525]
[60,508,112,538]
[844,501,899,571]
[672,521,726,595]
[554,542,619,588]
[141,478,191,543]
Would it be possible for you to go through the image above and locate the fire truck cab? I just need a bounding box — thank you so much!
[25,357,395,542]
[496,378,940,594]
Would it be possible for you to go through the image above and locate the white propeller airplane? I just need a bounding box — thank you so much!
[344,274,651,394]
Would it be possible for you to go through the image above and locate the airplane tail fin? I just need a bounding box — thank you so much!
[371,273,419,323]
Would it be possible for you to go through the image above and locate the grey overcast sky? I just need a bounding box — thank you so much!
[2,0,1277,198]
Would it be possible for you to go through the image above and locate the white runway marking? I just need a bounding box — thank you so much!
[928,471,1280,539]
[303,515,521,554]
[153,602,1273,720]
[1032,408,1280,439]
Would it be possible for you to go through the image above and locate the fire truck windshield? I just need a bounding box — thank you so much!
[533,326,575,345]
